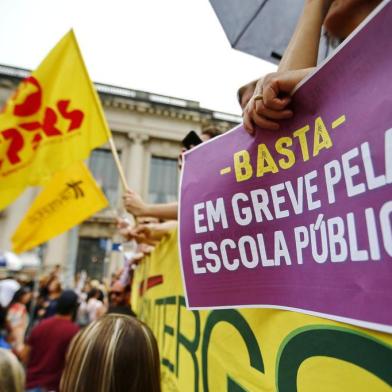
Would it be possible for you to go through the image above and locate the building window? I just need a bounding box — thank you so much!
[76,237,107,280]
[149,156,179,203]
[89,149,120,208]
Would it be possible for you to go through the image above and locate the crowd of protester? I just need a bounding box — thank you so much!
[0,1,384,390]
[0,260,157,391]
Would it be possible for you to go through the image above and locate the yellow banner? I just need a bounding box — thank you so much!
[0,186,25,211]
[0,30,110,208]
[132,230,392,392]
[12,161,108,253]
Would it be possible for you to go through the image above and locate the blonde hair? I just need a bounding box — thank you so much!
[60,314,161,392]
[0,348,25,392]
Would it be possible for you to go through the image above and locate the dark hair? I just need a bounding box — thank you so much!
[47,276,62,293]
[9,287,31,306]
[97,289,104,302]
[87,288,99,301]
[56,290,79,316]
[237,80,257,106]
[0,306,6,330]
[87,288,104,302]
[201,126,222,140]
[61,314,161,392]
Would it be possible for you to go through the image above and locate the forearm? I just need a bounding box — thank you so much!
[149,220,178,241]
[278,0,330,72]
[144,202,178,220]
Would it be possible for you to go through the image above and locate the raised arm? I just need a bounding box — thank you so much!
[243,0,333,134]
[278,0,333,72]
[123,189,178,220]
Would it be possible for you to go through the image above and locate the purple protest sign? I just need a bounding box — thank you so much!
[179,1,392,333]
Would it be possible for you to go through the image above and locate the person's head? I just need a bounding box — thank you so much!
[97,289,105,302]
[178,126,222,169]
[10,286,32,306]
[200,126,222,141]
[15,273,30,286]
[109,281,130,307]
[0,348,25,392]
[48,276,62,294]
[88,287,104,302]
[90,279,100,288]
[56,289,79,319]
[323,0,382,39]
[61,314,161,392]
[87,287,100,301]
[83,280,92,294]
[237,79,257,111]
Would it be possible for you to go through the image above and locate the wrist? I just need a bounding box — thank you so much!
[139,203,152,217]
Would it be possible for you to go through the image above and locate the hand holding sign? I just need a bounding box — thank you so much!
[180,1,392,333]
[243,68,314,134]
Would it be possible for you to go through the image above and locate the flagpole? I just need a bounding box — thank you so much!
[108,137,129,191]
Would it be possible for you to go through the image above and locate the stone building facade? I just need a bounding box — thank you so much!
[0,64,240,282]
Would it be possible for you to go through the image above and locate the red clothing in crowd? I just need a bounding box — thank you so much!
[26,316,79,391]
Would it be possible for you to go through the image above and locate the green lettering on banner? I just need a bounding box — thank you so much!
[276,326,392,392]
[227,376,249,392]
[160,296,177,373]
[202,309,264,392]
[176,296,200,392]
[154,298,166,353]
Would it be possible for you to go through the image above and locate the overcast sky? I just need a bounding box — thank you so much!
[0,0,276,115]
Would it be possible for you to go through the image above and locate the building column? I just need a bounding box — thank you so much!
[125,132,149,194]
[43,232,69,275]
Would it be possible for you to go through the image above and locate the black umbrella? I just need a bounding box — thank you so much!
[209,0,329,64]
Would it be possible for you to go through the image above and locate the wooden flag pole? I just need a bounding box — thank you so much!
[108,137,129,191]
[108,136,137,226]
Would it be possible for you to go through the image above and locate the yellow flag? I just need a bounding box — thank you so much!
[11,161,108,253]
[0,30,110,210]
[0,186,25,211]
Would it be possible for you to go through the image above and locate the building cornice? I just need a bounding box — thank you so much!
[0,64,241,128]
